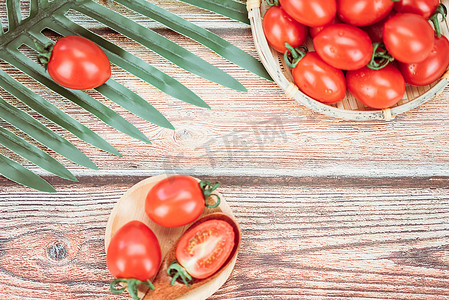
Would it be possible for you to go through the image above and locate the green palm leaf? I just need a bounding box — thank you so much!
[0,0,268,192]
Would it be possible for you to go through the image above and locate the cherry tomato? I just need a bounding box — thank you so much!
[146,175,219,227]
[347,65,405,109]
[398,35,449,86]
[262,6,308,53]
[278,0,337,27]
[175,219,235,279]
[313,24,373,70]
[383,13,435,63]
[291,51,346,103]
[107,221,161,281]
[338,0,394,26]
[310,17,341,39]
[362,10,396,43]
[47,36,111,90]
[394,0,439,19]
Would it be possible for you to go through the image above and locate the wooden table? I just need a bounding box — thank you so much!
[1,1,449,299]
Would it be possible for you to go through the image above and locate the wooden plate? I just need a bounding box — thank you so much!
[105,174,239,300]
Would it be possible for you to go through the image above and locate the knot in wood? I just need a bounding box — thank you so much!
[47,243,68,261]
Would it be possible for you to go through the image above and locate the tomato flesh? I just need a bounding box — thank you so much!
[313,24,373,70]
[278,0,337,27]
[145,175,205,227]
[262,6,308,53]
[347,65,405,109]
[383,13,435,63]
[292,52,346,104]
[107,221,161,281]
[176,220,235,279]
[398,35,449,86]
[47,36,111,90]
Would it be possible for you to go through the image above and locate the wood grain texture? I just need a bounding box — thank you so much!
[0,177,448,299]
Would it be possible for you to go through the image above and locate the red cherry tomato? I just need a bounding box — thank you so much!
[394,0,439,19]
[291,51,346,103]
[310,17,341,39]
[313,24,373,70]
[262,6,308,53]
[362,10,396,43]
[383,13,435,63]
[107,221,161,281]
[47,36,111,90]
[338,0,394,26]
[398,35,449,86]
[278,0,337,27]
[347,65,405,109]
[146,175,219,227]
[175,219,235,279]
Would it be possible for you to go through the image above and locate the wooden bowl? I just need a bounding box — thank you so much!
[105,174,240,300]
[247,0,449,121]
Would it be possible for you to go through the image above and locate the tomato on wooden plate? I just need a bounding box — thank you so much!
[46,36,111,90]
[383,13,435,63]
[169,219,235,282]
[290,51,346,103]
[347,65,405,109]
[262,6,308,53]
[313,24,373,70]
[278,0,337,27]
[338,0,394,26]
[145,175,220,227]
[398,35,449,86]
[394,0,440,18]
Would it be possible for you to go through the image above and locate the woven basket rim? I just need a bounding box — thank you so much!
[248,0,449,121]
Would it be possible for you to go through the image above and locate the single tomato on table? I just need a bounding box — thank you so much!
[383,13,435,63]
[167,219,235,285]
[262,5,308,53]
[398,35,449,86]
[338,0,394,26]
[145,175,220,227]
[40,36,111,90]
[278,0,337,27]
[347,64,405,109]
[313,24,373,70]
[107,221,161,299]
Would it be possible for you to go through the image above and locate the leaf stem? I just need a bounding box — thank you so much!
[110,278,155,300]
[367,43,394,70]
[429,3,447,38]
[199,180,221,208]
[167,261,193,286]
[284,43,308,69]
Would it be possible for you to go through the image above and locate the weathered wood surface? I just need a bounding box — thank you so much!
[1,0,449,299]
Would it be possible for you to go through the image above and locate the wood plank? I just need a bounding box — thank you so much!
[0,176,448,299]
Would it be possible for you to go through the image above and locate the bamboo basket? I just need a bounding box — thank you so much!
[247,0,449,121]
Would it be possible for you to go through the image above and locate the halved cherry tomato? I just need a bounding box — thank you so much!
[313,24,373,70]
[145,175,220,227]
[46,36,111,90]
[291,51,346,103]
[278,0,337,27]
[262,6,308,53]
[398,35,449,86]
[338,0,394,26]
[174,219,235,280]
[383,13,435,63]
[347,64,405,109]
[394,0,439,19]
[310,17,341,38]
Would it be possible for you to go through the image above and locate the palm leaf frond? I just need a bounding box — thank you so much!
[0,0,268,191]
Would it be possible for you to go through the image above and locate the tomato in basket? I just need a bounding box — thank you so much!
[278,0,337,27]
[337,0,394,26]
[394,0,440,18]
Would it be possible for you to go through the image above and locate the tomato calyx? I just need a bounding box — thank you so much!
[284,43,308,68]
[167,260,194,286]
[265,0,280,6]
[34,40,54,69]
[199,180,221,208]
[110,278,155,300]
[367,43,395,70]
[429,4,447,38]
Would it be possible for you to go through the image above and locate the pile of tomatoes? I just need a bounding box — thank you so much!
[106,175,235,300]
[262,0,449,109]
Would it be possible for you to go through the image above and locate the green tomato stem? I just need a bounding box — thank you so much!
[110,278,155,300]
[265,0,280,6]
[429,3,447,38]
[284,43,308,69]
[366,43,394,70]
[167,260,193,286]
[34,40,54,69]
[199,180,221,208]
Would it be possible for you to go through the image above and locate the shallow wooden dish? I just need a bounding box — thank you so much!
[247,0,449,121]
[105,174,240,300]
